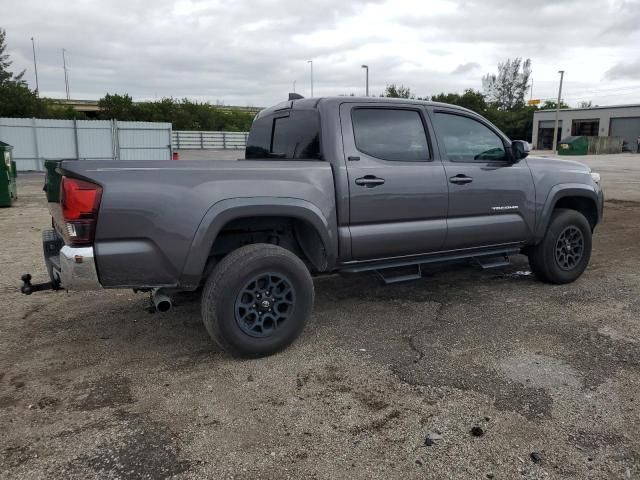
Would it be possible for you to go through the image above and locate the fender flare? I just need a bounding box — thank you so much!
[179,197,337,288]
[534,183,601,243]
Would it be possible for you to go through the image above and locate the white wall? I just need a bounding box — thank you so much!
[0,118,172,171]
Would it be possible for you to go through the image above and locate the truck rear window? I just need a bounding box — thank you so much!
[246,110,320,160]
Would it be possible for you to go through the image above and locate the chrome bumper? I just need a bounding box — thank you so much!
[57,245,102,290]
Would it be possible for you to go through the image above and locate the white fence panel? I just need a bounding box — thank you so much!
[77,120,114,160]
[118,121,172,160]
[0,118,172,170]
[173,130,249,150]
[0,118,40,170]
[35,119,76,160]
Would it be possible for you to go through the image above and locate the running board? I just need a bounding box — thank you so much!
[375,265,422,284]
[339,247,521,274]
[473,254,512,269]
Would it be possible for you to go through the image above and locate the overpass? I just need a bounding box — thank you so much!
[49,99,263,116]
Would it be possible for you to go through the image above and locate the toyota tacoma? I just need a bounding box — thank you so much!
[22,96,604,356]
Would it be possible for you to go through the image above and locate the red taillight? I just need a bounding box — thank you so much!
[60,176,102,245]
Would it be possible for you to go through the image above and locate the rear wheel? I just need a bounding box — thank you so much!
[528,208,592,284]
[201,244,314,357]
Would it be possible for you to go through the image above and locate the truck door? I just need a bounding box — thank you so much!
[340,103,449,260]
[429,108,535,250]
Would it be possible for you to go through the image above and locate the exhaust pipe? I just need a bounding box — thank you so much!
[152,289,172,313]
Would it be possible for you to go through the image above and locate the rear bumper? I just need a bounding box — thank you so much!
[59,246,102,290]
[44,230,101,290]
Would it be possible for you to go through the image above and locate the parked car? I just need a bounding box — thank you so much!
[22,96,604,356]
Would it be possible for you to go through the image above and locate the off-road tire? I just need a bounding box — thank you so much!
[528,208,592,284]
[201,243,314,357]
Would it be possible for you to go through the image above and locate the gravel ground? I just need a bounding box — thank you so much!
[1,171,639,480]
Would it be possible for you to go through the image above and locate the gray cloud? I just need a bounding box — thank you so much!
[396,0,626,48]
[600,0,640,37]
[2,0,639,107]
[452,62,480,75]
[604,59,640,81]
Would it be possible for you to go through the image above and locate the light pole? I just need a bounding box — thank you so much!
[293,80,296,93]
[361,65,369,96]
[62,48,70,100]
[307,60,314,97]
[31,37,39,95]
[551,70,565,155]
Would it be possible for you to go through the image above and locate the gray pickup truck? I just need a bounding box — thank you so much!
[23,96,604,356]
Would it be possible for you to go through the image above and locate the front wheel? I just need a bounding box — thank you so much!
[527,208,592,284]
[201,244,314,357]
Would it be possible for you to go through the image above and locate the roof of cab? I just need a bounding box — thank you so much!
[255,96,477,119]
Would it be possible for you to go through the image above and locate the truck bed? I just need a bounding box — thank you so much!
[58,159,337,288]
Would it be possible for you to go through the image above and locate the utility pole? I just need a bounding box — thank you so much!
[293,80,296,93]
[551,70,565,155]
[361,64,369,96]
[307,60,313,97]
[31,37,39,95]
[62,48,70,100]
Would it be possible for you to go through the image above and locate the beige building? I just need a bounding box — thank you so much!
[532,104,640,151]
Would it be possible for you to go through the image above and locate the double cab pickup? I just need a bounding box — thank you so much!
[23,96,604,356]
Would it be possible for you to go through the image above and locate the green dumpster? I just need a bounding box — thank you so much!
[0,141,17,207]
[44,159,63,203]
[558,136,588,156]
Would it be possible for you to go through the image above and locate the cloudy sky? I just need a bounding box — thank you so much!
[4,0,640,107]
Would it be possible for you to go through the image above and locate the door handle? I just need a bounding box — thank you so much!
[449,174,473,185]
[355,175,385,187]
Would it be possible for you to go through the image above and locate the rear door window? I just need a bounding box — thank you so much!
[351,108,430,161]
[246,110,320,159]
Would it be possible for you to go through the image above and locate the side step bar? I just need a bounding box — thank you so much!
[473,254,512,269]
[375,265,422,284]
[341,247,521,274]
[343,247,520,285]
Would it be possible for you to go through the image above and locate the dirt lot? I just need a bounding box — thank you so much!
[1,164,639,479]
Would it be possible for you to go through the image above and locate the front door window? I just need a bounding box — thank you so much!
[433,113,506,162]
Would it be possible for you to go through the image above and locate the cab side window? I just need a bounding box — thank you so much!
[434,113,506,162]
[351,108,430,161]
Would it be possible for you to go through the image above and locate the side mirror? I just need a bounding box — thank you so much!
[511,140,530,161]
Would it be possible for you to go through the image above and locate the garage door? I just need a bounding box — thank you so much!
[609,117,640,150]
[537,120,563,150]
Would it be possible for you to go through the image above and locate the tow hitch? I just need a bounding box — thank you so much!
[20,274,60,295]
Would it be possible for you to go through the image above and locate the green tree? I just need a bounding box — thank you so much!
[382,84,414,99]
[540,100,569,110]
[430,89,487,115]
[0,81,45,117]
[96,94,255,131]
[0,29,44,117]
[482,58,531,110]
[98,93,138,120]
[484,106,536,141]
[0,28,25,85]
